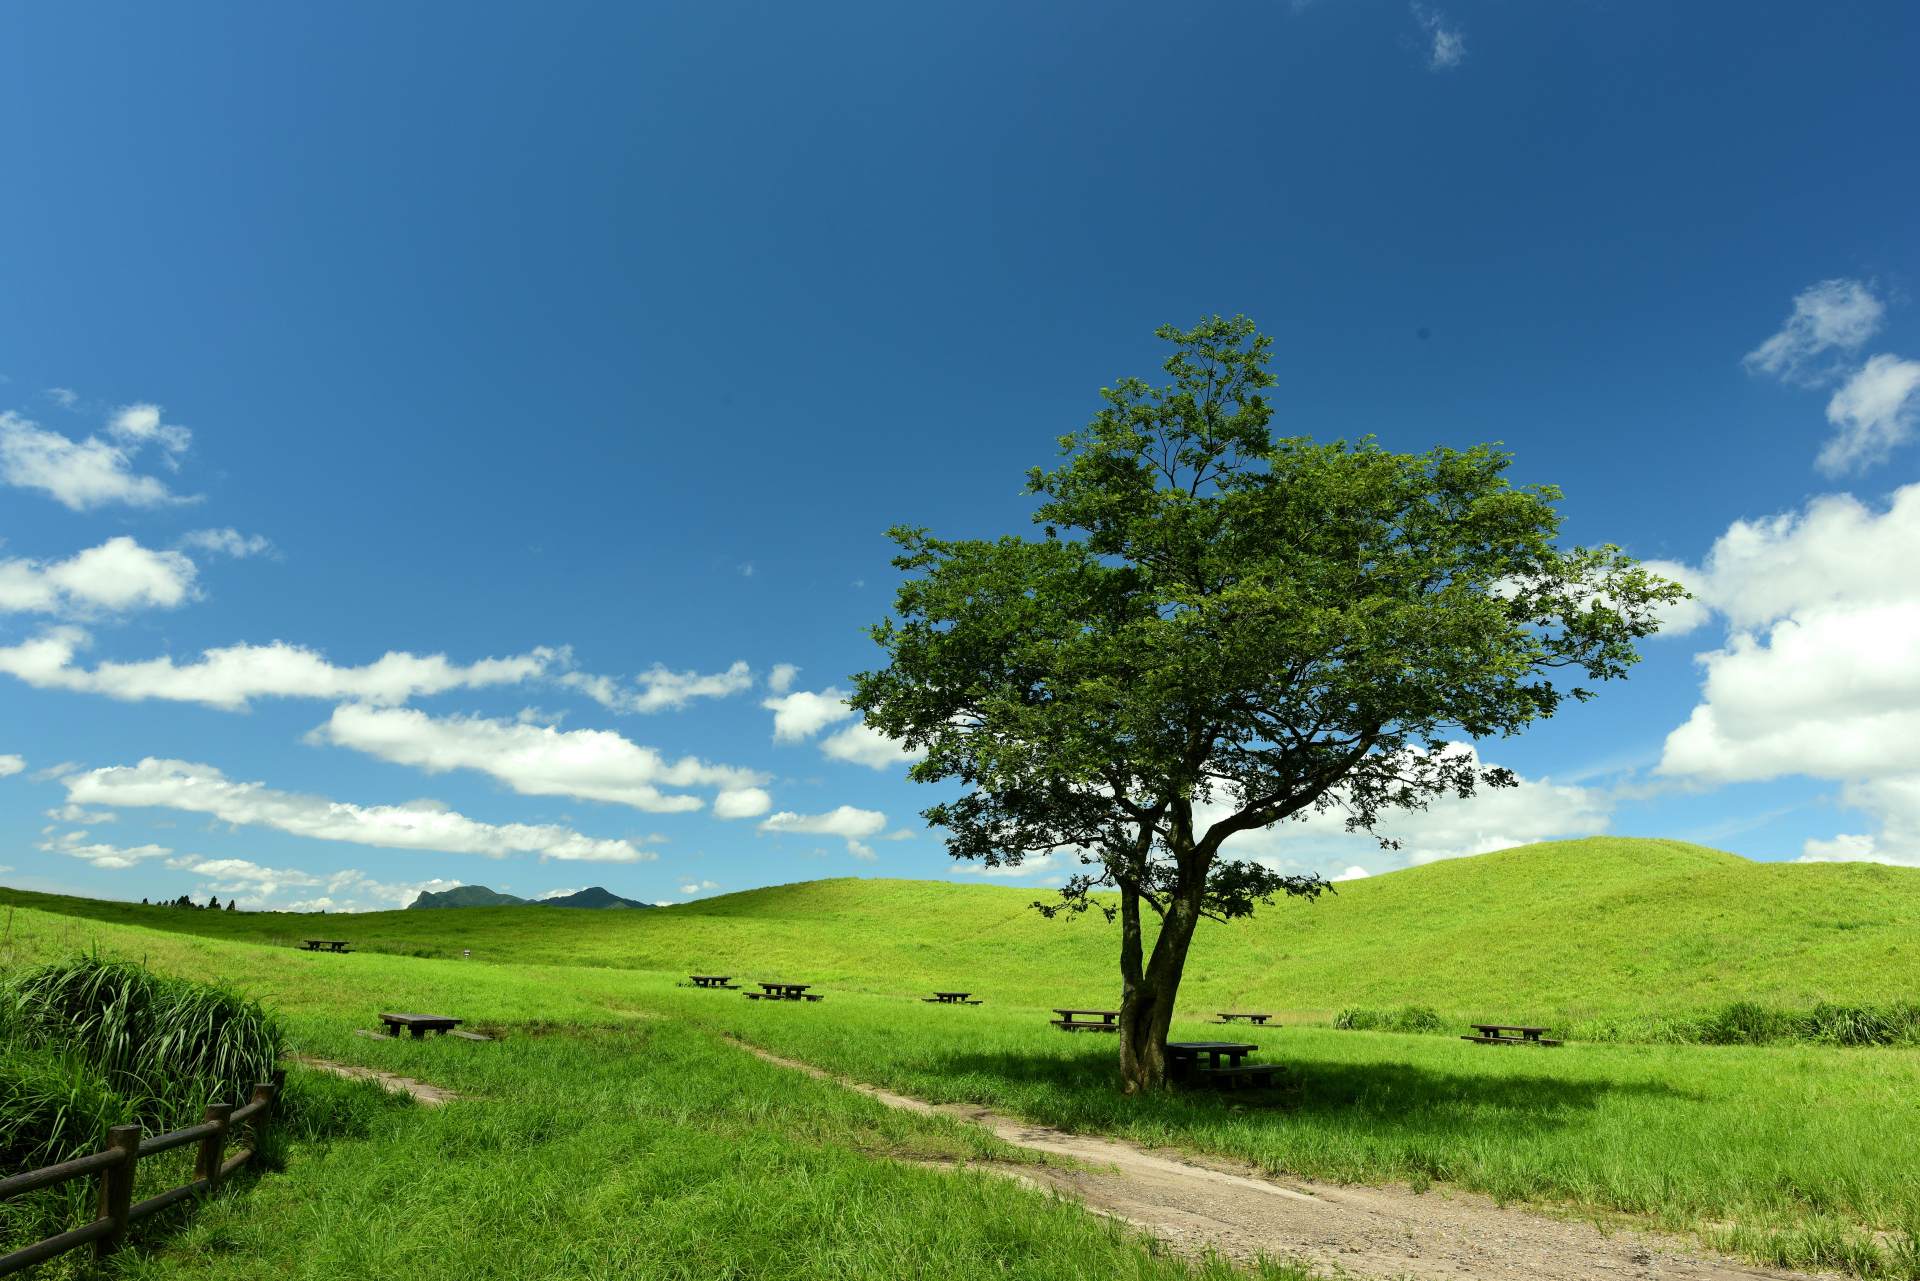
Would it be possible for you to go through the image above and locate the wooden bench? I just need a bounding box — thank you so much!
[688,974,739,989]
[1051,1008,1120,1032]
[1463,1023,1562,1046]
[924,991,983,1005]
[747,982,823,1002]
[1191,1062,1284,1089]
[301,939,350,953]
[1215,1012,1271,1025]
[378,1012,462,1039]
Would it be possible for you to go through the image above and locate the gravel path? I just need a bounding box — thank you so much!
[731,1038,1830,1281]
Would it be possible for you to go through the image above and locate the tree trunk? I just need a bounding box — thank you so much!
[1116,892,1202,1094]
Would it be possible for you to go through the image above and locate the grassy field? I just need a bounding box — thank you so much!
[10,837,1917,1022]
[4,871,1919,1279]
[0,905,1307,1281]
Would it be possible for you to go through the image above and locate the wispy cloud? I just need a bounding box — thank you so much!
[1412,3,1465,70]
[0,405,195,510]
[64,757,653,862]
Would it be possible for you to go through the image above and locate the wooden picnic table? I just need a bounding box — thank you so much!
[688,974,738,989]
[746,982,824,1002]
[301,939,350,952]
[924,991,983,1005]
[379,1012,463,1038]
[1051,1008,1121,1032]
[1464,1023,1562,1046]
[1166,1040,1281,1089]
[1215,1012,1271,1025]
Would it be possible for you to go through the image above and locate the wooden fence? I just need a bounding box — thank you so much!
[0,1068,284,1276]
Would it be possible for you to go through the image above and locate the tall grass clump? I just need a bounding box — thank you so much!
[1572,1000,1920,1048]
[4,954,284,1133]
[1331,1004,1448,1034]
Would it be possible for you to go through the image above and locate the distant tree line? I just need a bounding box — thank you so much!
[141,895,239,911]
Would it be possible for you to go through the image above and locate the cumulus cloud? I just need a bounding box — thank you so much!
[0,537,198,616]
[1332,866,1372,882]
[0,629,559,709]
[819,721,921,770]
[558,660,752,714]
[168,856,321,897]
[179,528,274,559]
[679,880,720,895]
[712,787,772,819]
[1196,745,1611,876]
[1658,484,1920,865]
[768,663,799,694]
[758,805,887,858]
[1412,3,1465,70]
[0,754,23,777]
[1820,355,1920,475]
[763,687,856,741]
[64,758,651,862]
[1744,279,1885,384]
[762,685,920,769]
[0,407,194,509]
[313,703,767,814]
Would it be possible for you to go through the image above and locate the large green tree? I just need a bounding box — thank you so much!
[853,317,1681,1093]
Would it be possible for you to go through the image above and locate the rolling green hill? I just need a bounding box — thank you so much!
[5,837,1915,1020]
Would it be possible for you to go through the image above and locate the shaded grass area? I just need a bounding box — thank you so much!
[1,908,1308,1281]
[8,835,1920,1022]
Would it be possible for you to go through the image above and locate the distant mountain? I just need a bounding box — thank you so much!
[406,885,651,910]
[536,886,650,910]
[408,885,528,909]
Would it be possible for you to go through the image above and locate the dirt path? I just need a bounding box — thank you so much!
[290,1055,461,1106]
[730,1038,1827,1281]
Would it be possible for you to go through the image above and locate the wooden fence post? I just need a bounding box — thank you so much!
[95,1125,141,1260]
[195,1104,233,1194]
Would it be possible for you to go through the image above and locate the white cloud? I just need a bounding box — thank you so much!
[45,805,113,823]
[758,805,887,857]
[1641,486,1920,637]
[1820,354,1920,475]
[45,388,78,409]
[713,787,772,819]
[536,886,583,900]
[1744,279,1885,384]
[1658,483,1920,865]
[0,408,193,510]
[1198,746,1611,877]
[0,628,559,709]
[1332,865,1371,882]
[679,880,720,895]
[1412,3,1464,70]
[819,721,922,771]
[169,856,322,897]
[64,757,651,862]
[40,829,173,870]
[558,660,752,714]
[768,663,799,694]
[763,687,856,741]
[180,528,274,559]
[0,754,23,777]
[0,537,198,615]
[313,703,767,814]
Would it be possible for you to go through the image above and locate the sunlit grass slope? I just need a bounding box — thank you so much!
[7,836,1917,1020]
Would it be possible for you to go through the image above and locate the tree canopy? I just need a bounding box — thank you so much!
[853,316,1682,1090]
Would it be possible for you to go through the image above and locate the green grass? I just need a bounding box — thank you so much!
[9,837,1916,1023]
[4,836,1919,1277]
[0,906,1310,1281]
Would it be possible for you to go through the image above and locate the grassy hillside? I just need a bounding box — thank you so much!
[6,836,1916,1020]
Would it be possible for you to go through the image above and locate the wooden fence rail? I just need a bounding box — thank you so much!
[0,1068,284,1276]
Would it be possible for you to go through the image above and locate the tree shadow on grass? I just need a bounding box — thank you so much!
[920,1046,1699,1139]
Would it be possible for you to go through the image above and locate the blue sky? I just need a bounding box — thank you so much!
[3,2,1918,910]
